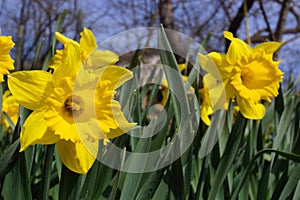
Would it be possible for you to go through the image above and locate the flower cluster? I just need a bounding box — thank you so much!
[0,28,285,174]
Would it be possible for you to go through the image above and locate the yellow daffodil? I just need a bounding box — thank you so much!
[199,79,213,126]
[199,73,227,126]
[2,90,19,129]
[50,28,119,71]
[199,31,284,120]
[8,30,135,174]
[0,36,15,82]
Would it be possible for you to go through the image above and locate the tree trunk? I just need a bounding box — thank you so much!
[159,0,185,64]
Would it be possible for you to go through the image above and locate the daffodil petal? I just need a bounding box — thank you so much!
[224,31,252,65]
[96,66,133,89]
[76,118,107,141]
[178,63,186,72]
[8,70,53,110]
[20,109,60,151]
[107,105,136,138]
[48,49,64,71]
[53,42,82,85]
[253,41,283,55]
[55,32,73,45]
[161,87,169,106]
[44,109,81,143]
[236,96,265,120]
[202,74,227,111]
[0,55,14,70]
[0,36,15,53]
[56,140,96,174]
[200,106,211,126]
[80,28,98,59]
[198,53,224,79]
[0,36,15,82]
[160,78,169,89]
[224,80,236,100]
[85,50,119,68]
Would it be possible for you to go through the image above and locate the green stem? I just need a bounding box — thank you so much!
[40,144,55,200]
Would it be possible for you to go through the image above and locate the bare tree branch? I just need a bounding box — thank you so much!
[275,0,292,41]
[226,0,255,50]
[259,0,276,41]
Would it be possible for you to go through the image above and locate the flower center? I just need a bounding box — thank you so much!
[64,95,84,117]
[239,55,274,90]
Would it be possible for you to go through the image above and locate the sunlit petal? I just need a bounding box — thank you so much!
[56,140,96,174]
[8,71,53,110]
[224,31,252,64]
[20,109,60,151]
[236,96,265,120]
[80,28,98,59]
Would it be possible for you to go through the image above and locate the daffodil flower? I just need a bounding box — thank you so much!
[2,90,19,129]
[199,31,283,120]
[8,29,135,174]
[0,36,15,82]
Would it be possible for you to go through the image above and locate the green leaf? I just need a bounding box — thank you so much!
[0,139,20,180]
[3,112,15,131]
[2,150,32,200]
[58,164,80,200]
[152,171,170,200]
[273,96,294,149]
[52,9,68,55]
[135,170,164,199]
[120,136,152,199]
[108,171,121,200]
[39,144,55,200]
[208,112,248,200]
[256,162,271,200]
[87,162,114,199]
[279,164,300,200]
[292,180,300,200]
[232,149,300,199]
[32,37,45,70]
[275,84,284,116]
[201,33,211,48]
[158,26,190,127]
[169,158,184,199]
